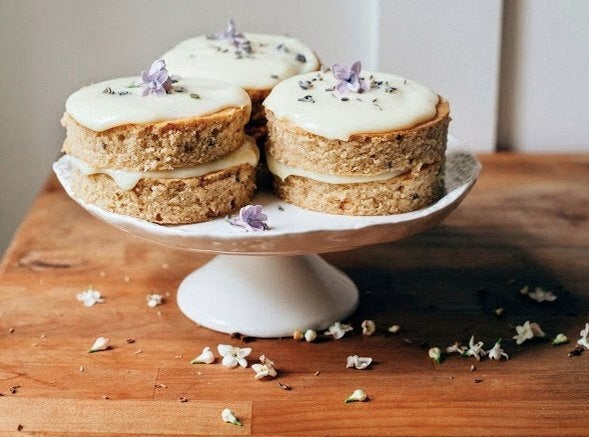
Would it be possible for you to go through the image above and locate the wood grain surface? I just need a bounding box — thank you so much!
[0,153,588,436]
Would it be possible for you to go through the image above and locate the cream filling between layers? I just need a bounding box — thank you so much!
[70,139,259,190]
[267,155,408,185]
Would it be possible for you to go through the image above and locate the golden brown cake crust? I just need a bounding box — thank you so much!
[70,164,257,224]
[61,105,250,172]
[266,99,450,176]
[273,161,444,216]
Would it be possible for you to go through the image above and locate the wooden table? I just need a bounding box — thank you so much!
[0,154,587,436]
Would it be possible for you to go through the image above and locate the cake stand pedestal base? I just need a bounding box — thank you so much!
[176,254,359,338]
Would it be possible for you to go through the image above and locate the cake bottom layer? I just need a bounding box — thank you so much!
[71,164,257,224]
[273,161,444,216]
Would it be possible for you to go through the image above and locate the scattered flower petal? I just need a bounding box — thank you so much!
[146,294,163,307]
[428,347,442,364]
[361,320,376,336]
[332,61,369,96]
[228,205,269,231]
[251,355,277,380]
[530,322,546,337]
[463,336,486,361]
[324,322,353,339]
[293,330,304,341]
[190,346,215,364]
[277,382,291,390]
[345,389,367,403]
[217,344,252,368]
[76,286,104,307]
[519,285,530,295]
[486,339,509,361]
[346,355,373,369]
[552,333,568,346]
[494,307,504,317]
[527,287,558,302]
[577,323,589,350]
[304,329,317,343]
[446,342,467,355]
[387,324,400,333]
[88,337,110,353]
[513,321,545,345]
[221,408,242,426]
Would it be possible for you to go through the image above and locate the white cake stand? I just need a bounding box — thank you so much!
[53,145,480,338]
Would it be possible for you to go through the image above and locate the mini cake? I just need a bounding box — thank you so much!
[263,61,449,215]
[162,19,320,143]
[61,60,259,224]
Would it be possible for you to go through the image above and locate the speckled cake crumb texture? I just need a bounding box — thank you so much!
[273,161,445,215]
[71,165,257,224]
[61,105,250,171]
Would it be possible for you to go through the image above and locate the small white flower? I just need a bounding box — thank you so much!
[251,355,278,380]
[221,408,242,426]
[527,287,557,303]
[346,355,373,370]
[446,342,467,355]
[486,340,509,361]
[146,294,163,307]
[293,330,304,341]
[217,344,252,368]
[552,333,568,346]
[345,389,367,403]
[304,329,317,342]
[361,320,376,336]
[530,322,546,337]
[388,324,400,333]
[324,322,353,339]
[88,337,110,353]
[76,286,104,307]
[463,336,486,361]
[428,347,442,363]
[513,321,545,345]
[190,346,215,364]
[577,323,589,350]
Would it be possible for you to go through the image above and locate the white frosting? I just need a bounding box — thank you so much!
[65,76,250,132]
[70,138,259,190]
[267,154,407,185]
[163,33,319,90]
[263,70,440,141]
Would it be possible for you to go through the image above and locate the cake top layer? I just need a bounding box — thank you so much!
[163,32,319,91]
[263,63,440,141]
[66,74,250,132]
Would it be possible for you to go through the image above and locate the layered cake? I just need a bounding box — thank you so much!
[263,61,450,215]
[61,60,258,224]
[162,20,320,142]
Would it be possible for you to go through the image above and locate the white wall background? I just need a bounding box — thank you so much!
[498,0,589,151]
[0,0,588,254]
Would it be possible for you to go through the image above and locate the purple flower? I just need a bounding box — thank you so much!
[138,59,173,96]
[207,19,253,54]
[332,61,369,96]
[228,205,269,232]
